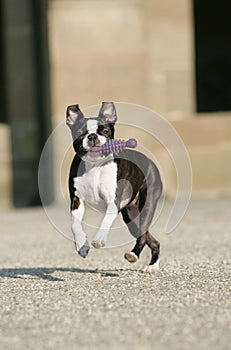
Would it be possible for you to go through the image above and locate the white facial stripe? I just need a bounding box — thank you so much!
[87,119,98,133]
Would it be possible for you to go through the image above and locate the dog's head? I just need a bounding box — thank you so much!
[66,102,117,160]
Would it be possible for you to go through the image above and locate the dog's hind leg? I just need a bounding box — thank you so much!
[121,204,146,263]
[124,231,147,263]
[122,166,162,272]
[122,202,159,267]
[123,229,160,273]
[138,192,161,272]
[142,231,160,273]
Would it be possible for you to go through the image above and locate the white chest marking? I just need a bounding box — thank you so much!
[74,161,118,209]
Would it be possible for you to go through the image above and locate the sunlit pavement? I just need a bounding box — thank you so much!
[0,197,230,350]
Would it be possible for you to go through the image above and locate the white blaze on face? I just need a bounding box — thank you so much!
[83,119,107,153]
[87,119,98,134]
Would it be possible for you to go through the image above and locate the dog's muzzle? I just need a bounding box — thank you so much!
[88,133,98,142]
[87,133,98,147]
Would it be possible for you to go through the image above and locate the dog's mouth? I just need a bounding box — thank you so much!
[87,139,99,148]
[81,134,108,160]
[83,141,100,155]
[82,148,104,162]
[84,140,107,160]
[85,140,100,154]
[86,137,107,151]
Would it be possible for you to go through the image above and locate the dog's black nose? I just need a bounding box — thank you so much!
[88,133,98,141]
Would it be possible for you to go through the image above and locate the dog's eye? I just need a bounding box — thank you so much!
[102,129,109,135]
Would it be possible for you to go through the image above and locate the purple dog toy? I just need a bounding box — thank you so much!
[92,138,137,154]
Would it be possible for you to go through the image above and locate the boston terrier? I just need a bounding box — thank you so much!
[66,102,162,272]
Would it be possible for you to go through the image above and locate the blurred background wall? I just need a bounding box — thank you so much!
[0,0,231,208]
[49,0,194,120]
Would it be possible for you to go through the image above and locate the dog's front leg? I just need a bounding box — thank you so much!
[92,202,118,248]
[71,197,89,257]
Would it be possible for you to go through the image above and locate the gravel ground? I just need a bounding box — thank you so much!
[0,197,230,350]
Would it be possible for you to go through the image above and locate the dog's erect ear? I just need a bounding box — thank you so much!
[98,102,117,124]
[66,104,84,128]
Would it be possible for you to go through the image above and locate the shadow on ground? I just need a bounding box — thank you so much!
[0,267,141,281]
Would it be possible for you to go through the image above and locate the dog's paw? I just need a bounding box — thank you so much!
[91,240,105,248]
[75,241,90,258]
[124,252,138,263]
[143,260,160,273]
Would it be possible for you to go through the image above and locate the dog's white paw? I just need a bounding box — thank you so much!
[124,252,138,263]
[143,260,160,273]
[91,240,106,248]
[75,241,90,258]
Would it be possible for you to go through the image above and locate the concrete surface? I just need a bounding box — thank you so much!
[0,197,230,350]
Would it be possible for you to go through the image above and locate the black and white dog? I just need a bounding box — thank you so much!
[66,102,162,272]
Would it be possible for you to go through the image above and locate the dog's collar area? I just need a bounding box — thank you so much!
[82,153,114,167]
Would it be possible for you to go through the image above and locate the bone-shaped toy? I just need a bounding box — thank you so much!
[92,138,137,154]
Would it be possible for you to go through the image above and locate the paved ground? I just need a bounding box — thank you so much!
[0,197,230,350]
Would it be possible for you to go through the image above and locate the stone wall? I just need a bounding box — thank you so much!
[48,0,194,123]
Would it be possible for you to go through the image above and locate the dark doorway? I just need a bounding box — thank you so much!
[0,0,6,123]
[1,0,53,207]
[193,0,231,112]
